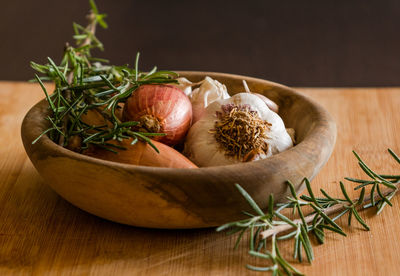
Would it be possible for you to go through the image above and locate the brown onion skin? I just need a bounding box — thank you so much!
[83,138,197,168]
[80,105,124,129]
[122,84,192,146]
[81,108,110,129]
[65,107,123,152]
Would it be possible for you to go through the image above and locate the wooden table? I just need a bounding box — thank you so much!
[1,82,399,275]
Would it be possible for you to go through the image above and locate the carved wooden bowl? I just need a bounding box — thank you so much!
[21,72,336,229]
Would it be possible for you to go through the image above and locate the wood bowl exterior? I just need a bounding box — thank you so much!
[21,72,336,229]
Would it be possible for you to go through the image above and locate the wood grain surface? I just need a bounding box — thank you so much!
[1,82,399,275]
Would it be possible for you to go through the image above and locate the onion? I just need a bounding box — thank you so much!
[84,139,197,168]
[80,105,123,129]
[66,135,82,152]
[123,84,192,146]
[66,106,124,152]
[80,108,111,128]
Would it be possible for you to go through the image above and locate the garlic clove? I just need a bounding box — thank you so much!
[253,93,279,113]
[242,80,279,113]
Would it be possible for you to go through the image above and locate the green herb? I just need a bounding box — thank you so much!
[217,149,400,275]
[31,1,178,152]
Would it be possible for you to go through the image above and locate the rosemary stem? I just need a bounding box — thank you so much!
[82,13,97,48]
[58,10,97,146]
[58,73,74,146]
[260,182,399,240]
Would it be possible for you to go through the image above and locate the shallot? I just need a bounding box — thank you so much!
[84,138,197,168]
[123,84,192,146]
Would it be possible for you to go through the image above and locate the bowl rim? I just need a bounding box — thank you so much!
[22,71,336,174]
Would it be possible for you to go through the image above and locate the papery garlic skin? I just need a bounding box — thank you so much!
[184,93,293,167]
[242,80,279,113]
[173,76,231,123]
[188,76,230,123]
[174,77,193,96]
[253,93,279,113]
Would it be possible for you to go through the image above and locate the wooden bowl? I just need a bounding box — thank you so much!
[21,72,336,229]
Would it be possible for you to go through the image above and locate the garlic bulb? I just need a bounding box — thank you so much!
[184,93,293,167]
[190,76,230,123]
[174,76,230,123]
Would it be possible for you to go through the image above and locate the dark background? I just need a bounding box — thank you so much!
[2,0,400,86]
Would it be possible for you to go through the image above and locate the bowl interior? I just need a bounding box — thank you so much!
[21,71,336,228]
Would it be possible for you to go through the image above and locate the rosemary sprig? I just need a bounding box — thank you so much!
[217,149,400,275]
[31,1,178,152]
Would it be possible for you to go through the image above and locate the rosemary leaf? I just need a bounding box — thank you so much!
[388,149,400,164]
[351,209,370,231]
[35,74,56,112]
[234,184,265,216]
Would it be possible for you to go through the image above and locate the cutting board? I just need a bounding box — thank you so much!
[0,82,399,275]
